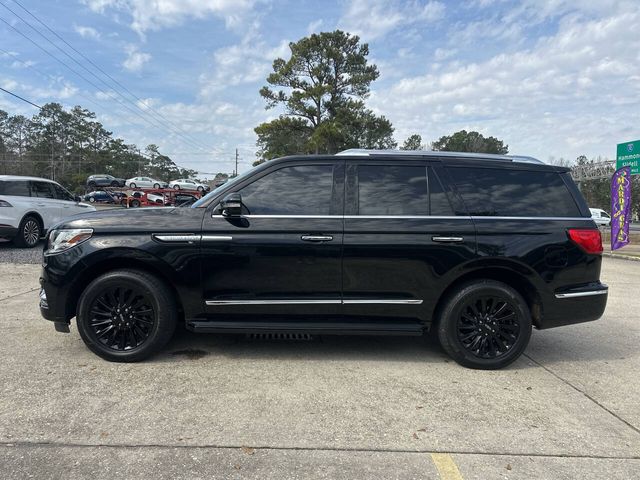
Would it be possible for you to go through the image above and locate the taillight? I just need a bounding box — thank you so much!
[567,228,603,254]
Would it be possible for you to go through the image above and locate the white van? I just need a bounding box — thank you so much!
[589,208,611,227]
[0,176,95,247]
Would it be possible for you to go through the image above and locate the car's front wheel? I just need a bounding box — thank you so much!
[153,183,160,189]
[76,269,177,362]
[129,183,136,188]
[173,184,180,190]
[197,186,204,192]
[88,196,96,203]
[14,215,41,248]
[437,280,532,369]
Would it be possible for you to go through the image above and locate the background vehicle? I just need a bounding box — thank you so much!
[86,174,125,188]
[40,151,606,368]
[83,191,123,204]
[0,175,95,247]
[126,176,168,189]
[590,208,611,227]
[169,179,210,192]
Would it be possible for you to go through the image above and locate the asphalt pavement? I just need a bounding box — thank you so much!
[0,258,639,479]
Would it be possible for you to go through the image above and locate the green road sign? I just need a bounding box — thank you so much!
[617,140,640,174]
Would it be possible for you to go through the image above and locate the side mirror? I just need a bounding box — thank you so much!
[220,192,242,217]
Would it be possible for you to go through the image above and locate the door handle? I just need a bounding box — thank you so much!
[432,236,464,243]
[301,235,333,242]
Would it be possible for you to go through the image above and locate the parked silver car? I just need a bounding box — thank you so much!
[125,176,168,189]
[169,178,210,192]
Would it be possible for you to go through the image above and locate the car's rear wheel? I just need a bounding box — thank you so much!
[76,269,177,362]
[153,183,160,189]
[437,280,531,369]
[130,199,141,208]
[14,215,41,248]
[173,184,180,190]
[88,181,96,189]
[197,186,204,192]
[88,196,96,203]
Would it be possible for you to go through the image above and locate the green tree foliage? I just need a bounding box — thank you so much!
[255,30,395,160]
[401,134,424,150]
[432,130,508,154]
[0,103,196,192]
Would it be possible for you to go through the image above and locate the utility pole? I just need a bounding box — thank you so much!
[234,148,238,177]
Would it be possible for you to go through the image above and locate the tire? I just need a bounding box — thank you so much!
[13,215,41,248]
[130,199,141,208]
[88,196,96,203]
[173,185,180,190]
[88,181,96,189]
[76,269,177,362]
[197,186,204,192]
[111,181,119,187]
[436,280,532,370]
[129,183,136,188]
[153,183,160,189]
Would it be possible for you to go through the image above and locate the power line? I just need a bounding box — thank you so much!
[0,85,42,109]
[9,0,216,154]
[0,5,212,154]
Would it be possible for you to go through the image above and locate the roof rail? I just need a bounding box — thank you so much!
[335,149,543,164]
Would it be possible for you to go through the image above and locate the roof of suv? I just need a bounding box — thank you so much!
[335,149,543,164]
[0,175,57,183]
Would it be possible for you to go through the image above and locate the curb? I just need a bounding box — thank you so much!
[602,252,640,262]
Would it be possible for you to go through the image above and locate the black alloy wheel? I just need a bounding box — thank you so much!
[14,215,41,248]
[456,295,519,359]
[437,280,532,369]
[76,269,177,362]
[87,286,155,352]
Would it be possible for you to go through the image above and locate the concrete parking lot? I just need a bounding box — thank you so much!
[0,256,639,479]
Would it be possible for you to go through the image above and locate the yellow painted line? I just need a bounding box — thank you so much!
[431,453,464,480]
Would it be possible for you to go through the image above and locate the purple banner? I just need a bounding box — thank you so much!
[611,166,631,251]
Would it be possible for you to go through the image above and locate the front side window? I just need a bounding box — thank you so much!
[356,165,428,215]
[447,167,580,217]
[30,181,55,199]
[238,164,335,215]
[53,184,75,201]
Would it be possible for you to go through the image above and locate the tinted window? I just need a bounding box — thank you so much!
[428,167,453,215]
[357,165,428,215]
[239,165,334,215]
[53,184,75,201]
[0,180,30,197]
[30,181,55,199]
[447,167,580,217]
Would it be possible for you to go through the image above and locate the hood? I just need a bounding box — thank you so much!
[52,206,206,233]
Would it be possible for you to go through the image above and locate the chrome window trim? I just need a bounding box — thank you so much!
[240,214,591,221]
[555,290,608,299]
[206,299,423,306]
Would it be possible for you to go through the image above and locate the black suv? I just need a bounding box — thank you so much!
[86,174,126,188]
[40,150,607,369]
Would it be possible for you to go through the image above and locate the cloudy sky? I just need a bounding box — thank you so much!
[1,0,639,176]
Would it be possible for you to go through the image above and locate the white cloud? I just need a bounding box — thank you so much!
[369,4,640,160]
[339,0,445,40]
[122,44,151,71]
[307,19,323,34]
[73,24,101,40]
[82,0,258,37]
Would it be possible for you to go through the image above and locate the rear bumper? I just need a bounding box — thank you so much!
[539,282,608,329]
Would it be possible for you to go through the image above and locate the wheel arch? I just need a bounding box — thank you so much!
[429,265,543,330]
[21,211,45,232]
[64,254,184,323]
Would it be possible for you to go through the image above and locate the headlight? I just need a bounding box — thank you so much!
[46,229,93,255]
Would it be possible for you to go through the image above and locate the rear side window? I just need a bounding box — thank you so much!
[447,167,580,217]
[357,165,428,215]
[30,181,55,199]
[239,165,335,215]
[0,180,30,196]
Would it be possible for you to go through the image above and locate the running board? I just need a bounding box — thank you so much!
[187,320,424,336]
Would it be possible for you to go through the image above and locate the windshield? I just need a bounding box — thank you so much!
[191,166,258,208]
